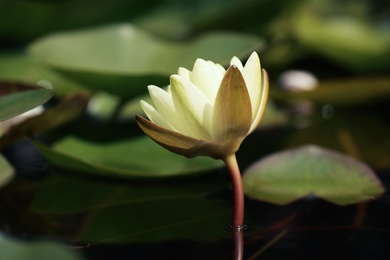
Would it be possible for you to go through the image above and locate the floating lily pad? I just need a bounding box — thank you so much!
[0,83,52,122]
[28,23,264,99]
[271,77,390,106]
[0,92,89,149]
[0,52,86,97]
[34,135,224,178]
[243,145,384,205]
[293,6,390,72]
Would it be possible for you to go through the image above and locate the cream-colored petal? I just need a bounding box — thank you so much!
[207,61,226,78]
[140,100,173,130]
[190,59,222,102]
[178,67,190,79]
[249,69,269,133]
[242,52,262,121]
[212,65,252,146]
[147,85,179,129]
[230,56,244,71]
[136,115,227,159]
[170,75,212,140]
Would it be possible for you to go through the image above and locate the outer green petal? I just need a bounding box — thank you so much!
[170,75,212,140]
[242,52,262,121]
[212,65,252,146]
[249,69,269,133]
[136,115,227,159]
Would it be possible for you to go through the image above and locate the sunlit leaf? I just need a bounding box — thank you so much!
[0,92,89,149]
[0,52,85,97]
[0,233,81,260]
[243,145,384,205]
[0,154,14,189]
[293,6,390,72]
[28,24,264,99]
[33,135,224,178]
[0,84,52,122]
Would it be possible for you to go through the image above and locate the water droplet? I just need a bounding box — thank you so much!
[225,224,251,232]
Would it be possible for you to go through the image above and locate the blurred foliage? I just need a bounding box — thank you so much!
[0,0,390,257]
[0,232,81,260]
[0,82,52,122]
[28,24,264,99]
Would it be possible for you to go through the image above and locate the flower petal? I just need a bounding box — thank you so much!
[242,52,262,121]
[178,67,190,79]
[136,115,227,159]
[249,69,269,133]
[230,56,244,71]
[190,59,223,102]
[147,85,180,130]
[207,61,226,78]
[140,100,172,130]
[212,65,252,145]
[170,75,212,140]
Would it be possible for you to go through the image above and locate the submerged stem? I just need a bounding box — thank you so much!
[223,154,244,230]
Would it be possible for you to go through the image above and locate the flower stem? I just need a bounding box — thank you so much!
[223,154,244,230]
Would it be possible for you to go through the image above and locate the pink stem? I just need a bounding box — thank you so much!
[223,154,244,230]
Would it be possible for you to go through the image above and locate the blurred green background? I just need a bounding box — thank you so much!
[1,0,390,259]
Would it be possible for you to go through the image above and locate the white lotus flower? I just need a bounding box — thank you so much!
[136,52,269,160]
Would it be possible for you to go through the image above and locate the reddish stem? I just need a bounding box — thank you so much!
[223,154,244,230]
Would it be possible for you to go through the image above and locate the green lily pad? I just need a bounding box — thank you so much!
[293,6,390,72]
[271,77,390,106]
[0,233,81,260]
[28,23,264,99]
[243,145,384,205]
[0,92,89,149]
[0,154,14,189]
[0,52,86,97]
[0,84,52,122]
[34,135,224,178]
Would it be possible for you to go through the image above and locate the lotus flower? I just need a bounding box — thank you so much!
[136,52,268,160]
